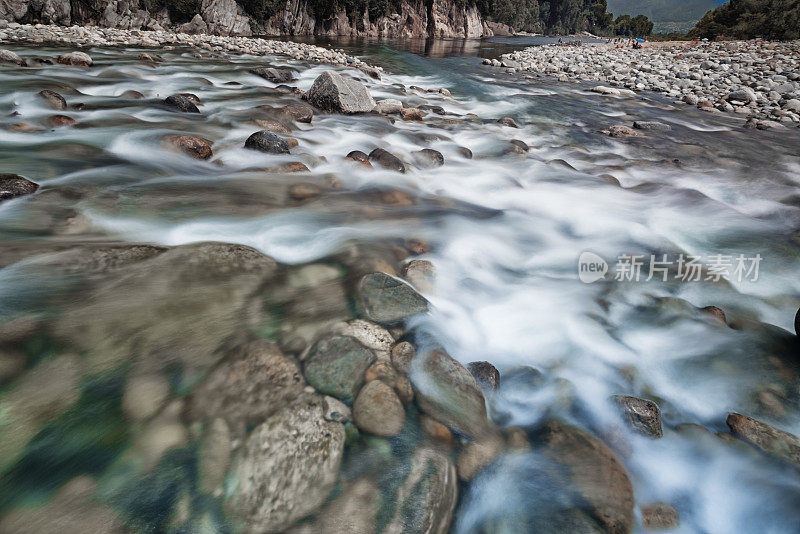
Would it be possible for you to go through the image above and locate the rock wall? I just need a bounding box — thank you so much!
[0,0,501,38]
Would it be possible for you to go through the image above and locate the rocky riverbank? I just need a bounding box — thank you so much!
[0,21,378,69]
[489,40,800,129]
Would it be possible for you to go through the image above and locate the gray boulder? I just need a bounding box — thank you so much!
[358,272,428,324]
[225,394,345,533]
[304,335,376,402]
[249,66,295,83]
[306,70,375,113]
[0,49,24,66]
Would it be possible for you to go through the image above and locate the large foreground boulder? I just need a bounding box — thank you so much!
[224,394,345,533]
[306,70,375,113]
[542,421,635,534]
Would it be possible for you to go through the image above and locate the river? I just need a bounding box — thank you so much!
[1,35,799,533]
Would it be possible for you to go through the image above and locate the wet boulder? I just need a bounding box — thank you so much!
[374,98,403,114]
[412,148,445,168]
[252,118,292,134]
[641,503,679,531]
[164,94,200,113]
[46,114,76,127]
[244,130,290,154]
[402,259,435,293]
[633,120,672,132]
[303,335,376,402]
[497,116,519,128]
[543,421,635,534]
[613,395,663,438]
[281,102,314,123]
[604,125,643,138]
[368,148,405,172]
[249,66,295,83]
[56,51,93,67]
[306,70,375,114]
[37,89,67,110]
[161,134,213,160]
[391,341,416,374]
[400,107,424,121]
[0,49,25,66]
[191,340,305,427]
[413,349,495,439]
[0,174,39,201]
[467,361,500,393]
[384,447,458,534]
[726,412,800,468]
[353,380,405,436]
[358,272,428,324]
[224,394,345,533]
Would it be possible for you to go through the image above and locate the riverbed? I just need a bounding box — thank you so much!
[1,34,800,534]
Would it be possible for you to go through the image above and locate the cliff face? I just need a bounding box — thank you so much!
[0,0,501,38]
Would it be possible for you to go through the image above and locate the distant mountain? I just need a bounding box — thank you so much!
[606,0,728,32]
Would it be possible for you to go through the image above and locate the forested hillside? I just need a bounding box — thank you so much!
[689,0,800,40]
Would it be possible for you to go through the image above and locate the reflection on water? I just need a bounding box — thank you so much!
[1,39,800,534]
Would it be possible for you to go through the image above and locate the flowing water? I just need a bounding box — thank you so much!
[1,37,800,533]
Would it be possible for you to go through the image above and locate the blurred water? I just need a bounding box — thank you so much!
[1,40,800,533]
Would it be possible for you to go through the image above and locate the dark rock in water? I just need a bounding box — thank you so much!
[641,503,679,531]
[358,272,428,324]
[46,114,76,127]
[384,447,457,534]
[0,49,26,66]
[458,146,473,159]
[191,340,305,427]
[281,102,314,123]
[605,125,643,138]
[244,130,290,154]
[175,92,201,104]
[613,395,663,438]
[413,349,494,439]
[467,361,500,392]
[0,174,39,201]
[359,65,381,80]
[633,120,672,132]
[412,148,445,168]
[164,94,200,113]
[224,394,345,533]
[726,412,800,468]
[346,150,370,164]
[304,335,376,402]
[543,420,635,534]
[306,70,375,113]
[37,89,66,110]
[506,139,530,153]
[56,51,92,67]
[368,148,405,173]
[498,116,519,128]
[700,305,727,325]
[352,380,405,436]
[162,134,213,160]
[249,66,295,83]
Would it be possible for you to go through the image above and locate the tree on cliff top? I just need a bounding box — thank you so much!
[688,0,800,40]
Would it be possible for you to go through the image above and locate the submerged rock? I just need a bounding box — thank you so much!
[368,148,405,172]
[225,394,345,533]
[412,148,445,168]
[289,477,379,534]
[413,349,494,439]
[37,89,67,110]
[244,130,290,154]
[726,412,800,468]
[543,421,635,534]
[497,116,519,128]
[0,174,39,201]
[353,380,405,436]
[122,372,171,422]
[252,118,292,134]
[281,102,314,123]
[385,447,458,534]
[633,120,672,132]
[402,259,435,293]
[162,134,213,159]
[641,503,679,531]
[613,395,663,438]
[605,125,643,138]
[391,341,416,374]
[456,435,504,481]
[198,417,232,495]
[306,70,375,113]
[358,272,428,324]
[46,114,76,127]
[56,51,92,67]
[191,340,305,427]
[304,335,376,402]
[164,94,200,113]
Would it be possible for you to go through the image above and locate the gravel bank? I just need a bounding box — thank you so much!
[0,21,376,71]
[488,40,800,129]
